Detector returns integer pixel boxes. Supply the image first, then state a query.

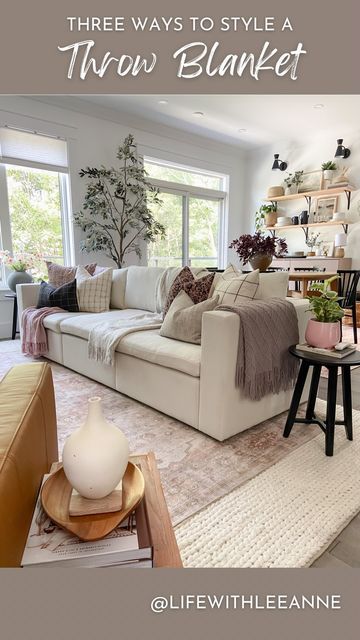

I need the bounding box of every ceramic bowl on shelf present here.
[294,251,305,257]
[267,186,284,198]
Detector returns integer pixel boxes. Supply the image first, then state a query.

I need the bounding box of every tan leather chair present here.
[0,363,58,567]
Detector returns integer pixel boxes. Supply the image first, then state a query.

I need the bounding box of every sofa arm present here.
[199,300,311,440]
[16,282,40,318]
[286,297,312,343]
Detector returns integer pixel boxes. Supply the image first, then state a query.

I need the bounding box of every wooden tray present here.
[41,462,145,541]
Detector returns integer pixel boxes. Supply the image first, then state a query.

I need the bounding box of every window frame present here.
[144,157,228,269]
[0,163,73,287]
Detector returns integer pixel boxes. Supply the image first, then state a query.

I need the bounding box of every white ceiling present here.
[72,94,360,150]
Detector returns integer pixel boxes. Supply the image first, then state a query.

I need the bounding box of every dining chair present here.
[337,270,360,344]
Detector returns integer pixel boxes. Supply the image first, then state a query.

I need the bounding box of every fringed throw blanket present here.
[21,306,65,357]
[217,299,299,400]
[88,312,163,366]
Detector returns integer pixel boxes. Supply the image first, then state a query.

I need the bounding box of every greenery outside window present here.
[144,157,228,269]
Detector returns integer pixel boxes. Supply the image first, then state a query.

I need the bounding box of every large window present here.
[145,158,227,269]
[0,127,72,284]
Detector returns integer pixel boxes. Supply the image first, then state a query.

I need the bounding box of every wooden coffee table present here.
[51,452,182,568]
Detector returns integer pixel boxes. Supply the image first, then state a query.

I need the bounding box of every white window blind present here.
[0,127,68,173]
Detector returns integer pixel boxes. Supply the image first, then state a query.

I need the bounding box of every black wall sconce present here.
[334,139,351,159]
[272,154,288,171]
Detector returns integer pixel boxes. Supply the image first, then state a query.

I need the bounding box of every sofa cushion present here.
[76,266,113,312]
[59,309,155,340]
[43,312,85,333]
[46,261,96,287]
[163,266,215,317]
[116,329,201,377]
[124,266,164,312]
[36,279,79,312]
[256,272,289,299]
[213,269,259,305]
[160,291,219,344]
[111,268,128,309]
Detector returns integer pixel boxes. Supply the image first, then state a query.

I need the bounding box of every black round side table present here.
[283,345,360,456]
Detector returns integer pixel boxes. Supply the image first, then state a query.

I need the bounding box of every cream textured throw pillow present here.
[160,290,219,344]
[213,268,259,306]
[76,266,113,312]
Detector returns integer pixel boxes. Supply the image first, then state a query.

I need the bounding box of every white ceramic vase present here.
[62,396,129,499]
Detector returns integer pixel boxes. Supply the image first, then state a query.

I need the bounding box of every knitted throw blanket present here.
[21,306,65,357]
[217,299,299,401]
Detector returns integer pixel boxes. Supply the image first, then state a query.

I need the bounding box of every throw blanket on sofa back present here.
[217,299,299,401]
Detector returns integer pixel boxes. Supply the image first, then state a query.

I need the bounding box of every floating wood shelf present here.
[264,185,355,204]
[263,220,350,241]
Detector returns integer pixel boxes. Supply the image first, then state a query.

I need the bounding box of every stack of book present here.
[296,343,356,358]
[326,182,352,189]
[21,475,153,568]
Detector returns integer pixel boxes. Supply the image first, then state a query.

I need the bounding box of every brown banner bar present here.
[0,0,358,93]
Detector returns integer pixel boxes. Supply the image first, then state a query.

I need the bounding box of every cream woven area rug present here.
[176,400,360,568]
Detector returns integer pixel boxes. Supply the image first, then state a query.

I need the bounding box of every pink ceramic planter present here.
[305,318,341,349]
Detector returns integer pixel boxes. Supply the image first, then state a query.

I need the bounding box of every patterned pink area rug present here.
[0,340,318,525]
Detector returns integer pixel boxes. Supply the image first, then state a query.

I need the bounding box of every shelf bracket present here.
[345,190,351,210]
[342,223,349,234]
[301,226,309,242]
[304,195,312,216]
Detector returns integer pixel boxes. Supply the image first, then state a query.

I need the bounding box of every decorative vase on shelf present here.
[323,170,334,181]
[7,270,33,293]
[62,396,129,499]
[249,253,273,272]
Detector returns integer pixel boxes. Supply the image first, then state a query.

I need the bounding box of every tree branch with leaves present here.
[73,135,165,268]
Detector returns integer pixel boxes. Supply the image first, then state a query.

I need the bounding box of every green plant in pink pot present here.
[305,276,344,349]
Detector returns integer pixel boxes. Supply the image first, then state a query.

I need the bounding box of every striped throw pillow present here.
[76,266,113,313]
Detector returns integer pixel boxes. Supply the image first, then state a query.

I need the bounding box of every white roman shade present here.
[0,127,68,173]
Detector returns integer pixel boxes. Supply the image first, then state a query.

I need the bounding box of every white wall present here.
[239,130,360,265]
[0,96,246,338]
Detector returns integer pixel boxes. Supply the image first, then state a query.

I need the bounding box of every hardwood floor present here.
[311,366,360,568]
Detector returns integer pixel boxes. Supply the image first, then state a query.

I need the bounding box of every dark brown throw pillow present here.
[163,266,215,317]
[36,279,79,312]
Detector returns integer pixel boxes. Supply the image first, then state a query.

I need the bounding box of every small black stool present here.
[4,293,18,340]
[283,345,360,456]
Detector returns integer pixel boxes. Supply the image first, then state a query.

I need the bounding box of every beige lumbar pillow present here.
[160,290,219,345]
[213,268,259,306]
[76,265,113,312]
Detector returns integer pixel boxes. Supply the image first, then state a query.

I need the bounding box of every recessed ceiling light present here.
[313,103,325,109]
[238,128,247,133]
[192,111,204,117]
[158,99,168,105]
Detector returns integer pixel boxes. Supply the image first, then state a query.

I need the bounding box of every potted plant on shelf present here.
[305,231,320,257]
[255,204,277,230]
[321,160,337,181]
[305,276,344,349]
[0,250,35,292]
[283,170,304,195]
[229,232,288,272]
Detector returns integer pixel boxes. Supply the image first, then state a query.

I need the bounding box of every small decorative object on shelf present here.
[229,232,287,272]
[62,396,129,499]
[334,232,347,258]
[267,185,284,198]
[305,276,344,349]
[321,160,337,182]
[0,250,36,292]
[255,204,277,230]
[333,165,350,185]
[305,231,320,256]
[283,170,304,195]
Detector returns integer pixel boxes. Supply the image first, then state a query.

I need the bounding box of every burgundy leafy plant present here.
[229,232,288,265]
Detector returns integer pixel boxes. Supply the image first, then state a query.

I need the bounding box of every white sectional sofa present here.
[17,266,310,441]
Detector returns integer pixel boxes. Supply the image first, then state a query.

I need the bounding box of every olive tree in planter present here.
[73,134,165,268]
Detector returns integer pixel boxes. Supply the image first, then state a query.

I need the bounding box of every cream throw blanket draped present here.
[88,312,163,366]
[217,299,299,400]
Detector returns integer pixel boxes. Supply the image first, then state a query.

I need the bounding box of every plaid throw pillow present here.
[36,279,79,312]
[46,261,97,287]
[213,269,259,306]
[76,266,112,312]
[163,266,215,317]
